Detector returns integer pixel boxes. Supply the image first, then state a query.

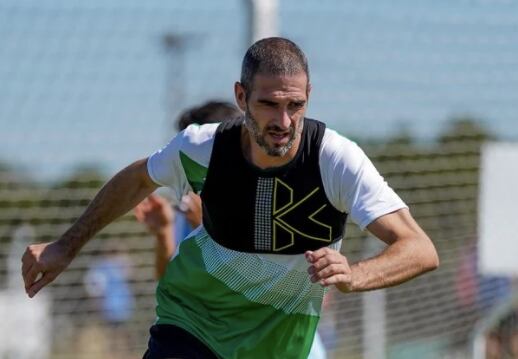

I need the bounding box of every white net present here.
[1,1,518,358]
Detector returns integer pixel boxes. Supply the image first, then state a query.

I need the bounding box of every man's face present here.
[235,72,311,157]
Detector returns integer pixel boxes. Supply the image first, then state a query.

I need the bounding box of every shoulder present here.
[181,123,220,146]
[320,127,367,172]
[177,123,220,167]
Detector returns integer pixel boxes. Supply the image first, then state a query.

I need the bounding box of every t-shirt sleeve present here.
[147,132,190,203]
[147,123,218,203]
[320,129,408,230]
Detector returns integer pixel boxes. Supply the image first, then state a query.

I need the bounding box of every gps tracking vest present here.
[201,118,347,254]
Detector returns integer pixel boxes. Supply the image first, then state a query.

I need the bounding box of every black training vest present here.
[200,118,347,254]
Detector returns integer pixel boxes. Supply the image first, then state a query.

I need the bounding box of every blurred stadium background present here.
[1,1,517,358]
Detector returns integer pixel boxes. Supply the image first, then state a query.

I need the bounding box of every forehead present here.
[249,73,308,100]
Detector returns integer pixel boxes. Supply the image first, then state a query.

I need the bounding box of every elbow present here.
[422,241,439,272]
[408,233,439,273]
[427,251,440,271]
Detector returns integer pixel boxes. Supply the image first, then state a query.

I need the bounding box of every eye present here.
[289,101,305,110]
[259,100,278,108]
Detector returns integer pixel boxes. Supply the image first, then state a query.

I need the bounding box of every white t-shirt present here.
[147,122,406,231]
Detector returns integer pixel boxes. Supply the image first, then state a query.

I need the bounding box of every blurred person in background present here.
[83,240,135,358]
[22,37,439,359]
[135,101,241,279]
[455,240,512,311]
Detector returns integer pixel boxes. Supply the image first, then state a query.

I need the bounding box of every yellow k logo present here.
[272,178,333,251]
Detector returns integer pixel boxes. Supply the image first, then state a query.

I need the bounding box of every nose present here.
[274,108,291,130]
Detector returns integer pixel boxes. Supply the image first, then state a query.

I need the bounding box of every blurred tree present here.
[55,164,106,190]
[0,161,40,218]
[33,165,108,234]
[385,121,415,147]
[439,116,496,145]
[0,161,33,191]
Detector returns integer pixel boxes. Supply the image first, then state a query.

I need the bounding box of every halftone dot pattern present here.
[254,177,274,251]
[195,228,341,316]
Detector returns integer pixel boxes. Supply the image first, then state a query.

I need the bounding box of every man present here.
[135,100,329,358]
[22,37,439,359]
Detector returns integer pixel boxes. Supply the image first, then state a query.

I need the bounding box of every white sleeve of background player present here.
[320,129,408,230]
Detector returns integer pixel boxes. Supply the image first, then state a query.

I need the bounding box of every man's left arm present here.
[306,208,439,292]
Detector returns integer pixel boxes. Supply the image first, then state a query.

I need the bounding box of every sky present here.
[1,0,517,181]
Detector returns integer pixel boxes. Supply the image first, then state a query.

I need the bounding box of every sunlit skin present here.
[234,72,311,169]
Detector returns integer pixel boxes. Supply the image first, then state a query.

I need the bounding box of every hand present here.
[134,194,174,236]
[22,240,74,298]
[305,248,354,293]
[178,192,202,228]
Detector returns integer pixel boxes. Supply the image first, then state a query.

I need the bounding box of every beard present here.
[243,109,304,157]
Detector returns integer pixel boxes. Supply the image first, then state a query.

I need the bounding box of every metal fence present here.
[1,1,517,358]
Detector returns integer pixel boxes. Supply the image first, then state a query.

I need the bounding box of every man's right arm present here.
[22,158,159,298]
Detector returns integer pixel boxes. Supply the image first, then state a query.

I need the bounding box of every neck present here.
[240,126,302,169]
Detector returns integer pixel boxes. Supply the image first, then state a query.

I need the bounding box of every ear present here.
[234,82,247,112]
[306,82,312,98]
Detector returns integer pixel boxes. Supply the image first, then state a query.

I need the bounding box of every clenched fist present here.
[21,240,73,298]
[305,247,354,293]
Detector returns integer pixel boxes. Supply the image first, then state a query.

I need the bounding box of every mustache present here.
[265,125,293,133]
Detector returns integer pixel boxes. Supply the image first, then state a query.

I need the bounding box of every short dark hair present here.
[240,37,309,95]
[176,101,242,131]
